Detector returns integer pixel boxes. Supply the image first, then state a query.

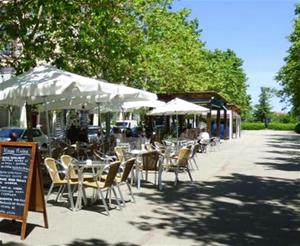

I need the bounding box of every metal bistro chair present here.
[115,158,136,206]
[44,157,78,210]
[168,147,192,185]
[82,161,122,215]
[188,143,201,170]
[137,150,162,189]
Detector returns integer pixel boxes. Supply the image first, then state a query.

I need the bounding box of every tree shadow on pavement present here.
[265,133,300,150]
[63,238,138,246]
[129,174,300,246]
[256,133,300,172]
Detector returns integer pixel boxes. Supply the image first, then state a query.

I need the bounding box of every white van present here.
[115,120,138,129]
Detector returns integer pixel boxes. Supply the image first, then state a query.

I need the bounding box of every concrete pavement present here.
[1,130,299,246]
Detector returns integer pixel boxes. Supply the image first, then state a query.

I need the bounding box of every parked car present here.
[88,125,101,142]
[131,126,143,137]
[115,120,138,129]
[0,127,48,149]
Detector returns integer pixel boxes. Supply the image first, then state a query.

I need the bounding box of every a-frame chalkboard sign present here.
[0,142,48,240]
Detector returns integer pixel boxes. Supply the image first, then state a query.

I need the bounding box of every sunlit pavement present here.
[1,130,299,246]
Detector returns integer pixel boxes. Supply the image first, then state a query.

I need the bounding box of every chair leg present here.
[108,189,112,207]
[187,168,193,182]
[91,188,97,204]
[126,182,135,203]
[193,157,199,170]
[67,184,75,211]
[55,185,63,202]
[158,169,163,190]
[116,185,126,207]
[188,159,194,170]
[112,187,122,210]
[46,183,54,201]
[99,190,110,216]
[137,170,141,189]
[57,185,66,201]
[82,187,88,206]
[130,169,135,186]
[174,169,179,186]
[74,186,82,211]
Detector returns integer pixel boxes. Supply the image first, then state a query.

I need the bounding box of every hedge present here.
[242,122,296,131]
[242,122,265,130]
[268,123,295,131]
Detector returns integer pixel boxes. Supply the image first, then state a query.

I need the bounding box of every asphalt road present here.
[1,130,299,246]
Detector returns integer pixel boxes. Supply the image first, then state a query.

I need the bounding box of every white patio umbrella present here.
[0,65,157,150]
[0,65,157,106]
[148,98,209,139]
[121,100,166,112]
[148,98,208,116]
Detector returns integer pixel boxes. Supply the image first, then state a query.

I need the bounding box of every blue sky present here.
[172,0,298,112]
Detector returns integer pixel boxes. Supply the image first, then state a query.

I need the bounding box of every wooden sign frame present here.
[0,142,48,240]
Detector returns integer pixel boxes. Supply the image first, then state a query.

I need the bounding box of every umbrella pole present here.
[7,106,11,126]
[176,114,179,143]
[96,102,101,128]
[44,97,51,155]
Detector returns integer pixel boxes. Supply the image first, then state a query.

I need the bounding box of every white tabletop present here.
[130,149,148,155]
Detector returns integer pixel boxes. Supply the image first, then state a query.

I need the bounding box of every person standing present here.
[79,105,89,129]
[9,132,17,141]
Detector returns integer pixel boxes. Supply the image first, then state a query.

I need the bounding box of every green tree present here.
[202,49,251,117]
[136,7,207,92]
[0,0,149,81]
[276,4,300,115]
[0,0,251,116]
[254,87,273,127]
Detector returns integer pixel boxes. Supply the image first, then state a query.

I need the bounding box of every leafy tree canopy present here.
[276,3,300,115]
[0,0,250,114]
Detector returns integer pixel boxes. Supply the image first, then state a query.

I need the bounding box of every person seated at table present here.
[112,127,123,143]
[78,127,88,143]
[9,132,17,141]
[67,123,79,144]
[198,128,210,152]
[179,128,188,140]
[96,129,104,144]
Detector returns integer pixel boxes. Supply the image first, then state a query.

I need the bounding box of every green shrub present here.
[242,122,265,130]
[242,122,296,131]
[268,123,296,130]
[295,123,300,133]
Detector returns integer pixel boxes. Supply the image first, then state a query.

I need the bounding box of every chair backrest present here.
[114,146,125,162]
[63,146,77,157]
[86,142,98,158]
[93,150,103,161]
[154,141,164,149]
[51,147,63,160]
[117,142,131,152]
[44,157,63,183]
[121,158,135,182]
[190,144,200,158]
[145,143,155,151]
[142,151,159,171]
[61,154,77,179]
[177,148,191,167]
[104,161,121,188]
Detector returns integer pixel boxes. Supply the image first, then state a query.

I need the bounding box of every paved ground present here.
[1,130,299,246]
